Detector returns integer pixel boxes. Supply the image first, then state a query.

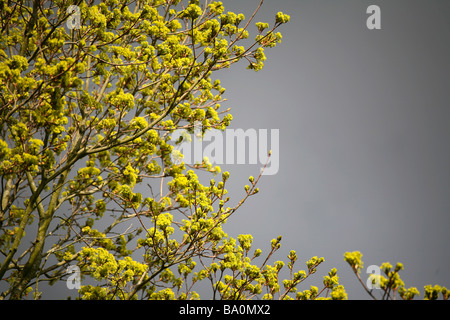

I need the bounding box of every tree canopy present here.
[0,0,446,300]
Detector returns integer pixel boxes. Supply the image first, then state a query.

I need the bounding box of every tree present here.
[0,0,350,300]
[344,251,448,300]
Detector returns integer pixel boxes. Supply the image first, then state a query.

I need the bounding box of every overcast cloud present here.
[215,0,450,299]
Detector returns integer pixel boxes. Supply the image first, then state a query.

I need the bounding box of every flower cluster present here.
[0,0,352,301]
[344,251,448,300]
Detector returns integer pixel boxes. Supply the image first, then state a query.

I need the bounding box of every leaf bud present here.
[222,171,230,181]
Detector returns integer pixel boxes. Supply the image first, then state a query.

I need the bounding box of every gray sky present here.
[215,0,450,299]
